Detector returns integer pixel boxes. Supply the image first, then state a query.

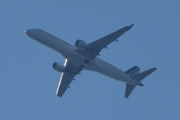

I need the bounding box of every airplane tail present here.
[125,66,157,98]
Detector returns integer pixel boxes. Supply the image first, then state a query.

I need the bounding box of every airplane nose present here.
[25,29,44,40]
[25,29,44,39]
[24,29,31,36]
[24,29,36,37]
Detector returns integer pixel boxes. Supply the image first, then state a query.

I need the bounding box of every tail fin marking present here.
[125,66,140,76]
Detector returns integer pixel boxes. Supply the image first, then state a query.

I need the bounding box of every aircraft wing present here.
[76,24,134,60]
[56,59,83,97]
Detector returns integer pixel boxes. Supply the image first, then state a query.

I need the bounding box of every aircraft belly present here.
[65,51,95,70]
[85,58,138,85]
[61,51,139,85]
[26,29,139,85]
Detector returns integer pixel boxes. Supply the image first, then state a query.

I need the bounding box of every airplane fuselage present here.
[25,29,140,85]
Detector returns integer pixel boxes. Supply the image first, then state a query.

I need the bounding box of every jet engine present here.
[52,62,65,72]
[75,40,88,49]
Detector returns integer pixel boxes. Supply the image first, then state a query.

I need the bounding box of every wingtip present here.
[126,24,134,29]
[152,67,157,71]
[129,24,134,28]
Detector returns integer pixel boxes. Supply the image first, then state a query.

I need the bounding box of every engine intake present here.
[52,62,65,72]
[75,40,88,49]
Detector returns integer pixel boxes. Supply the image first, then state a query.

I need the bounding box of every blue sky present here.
[1,0,180,120]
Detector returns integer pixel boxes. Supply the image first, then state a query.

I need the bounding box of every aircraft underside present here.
[25,24,157,98]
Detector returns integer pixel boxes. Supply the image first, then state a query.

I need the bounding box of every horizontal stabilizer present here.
[125,83,136,98]
[125,67,157,98]
[131,68,157,82]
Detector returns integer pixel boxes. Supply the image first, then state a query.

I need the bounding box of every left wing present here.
[56,59,83,97]
[76,24,134,60]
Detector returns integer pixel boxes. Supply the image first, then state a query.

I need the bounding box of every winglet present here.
[126,24,134,29]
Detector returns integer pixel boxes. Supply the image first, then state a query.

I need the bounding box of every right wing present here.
[75,24,134,60]
[56,59,83,97]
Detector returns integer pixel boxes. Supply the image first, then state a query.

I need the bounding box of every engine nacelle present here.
[52,62,65,72]
[75,40,88,49]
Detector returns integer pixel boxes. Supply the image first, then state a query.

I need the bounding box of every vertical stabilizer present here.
[125,66,140,76]
[125,66,139,98]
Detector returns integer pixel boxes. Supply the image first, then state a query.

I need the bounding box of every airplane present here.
[25,24,157,98]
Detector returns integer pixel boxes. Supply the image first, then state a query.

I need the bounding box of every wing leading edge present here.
[76,24,134,60]
[56,59,83,97]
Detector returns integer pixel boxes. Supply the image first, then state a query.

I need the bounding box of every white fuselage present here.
[25,29,139,85]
